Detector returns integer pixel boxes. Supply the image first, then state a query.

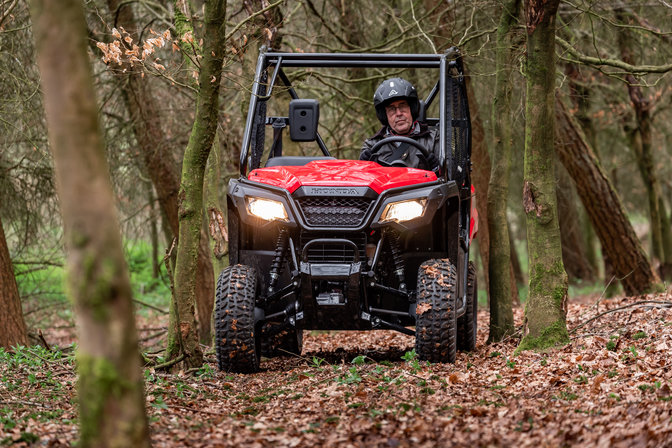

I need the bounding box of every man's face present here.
[385,99,413,135]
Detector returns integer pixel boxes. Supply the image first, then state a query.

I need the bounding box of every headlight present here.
[379,199,427,223]
[246,197,288,222]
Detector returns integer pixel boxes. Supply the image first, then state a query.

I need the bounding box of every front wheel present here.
[214,264,261,373]
[415,259,457,363]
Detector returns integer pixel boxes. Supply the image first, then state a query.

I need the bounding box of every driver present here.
[360,77,440,171]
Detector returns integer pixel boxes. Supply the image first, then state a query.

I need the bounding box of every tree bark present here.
[556,163,595,282]
[487,0,520,342]
[168,0,227,368]
[105,0,215,344]
[0,216,28,348]
[517,0,569,353]
[555,98,660,295]
[205,129,229,276]
[29,0,150,446]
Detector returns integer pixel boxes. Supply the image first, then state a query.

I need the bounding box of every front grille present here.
[300,232,367,263]
[297,197,372,227]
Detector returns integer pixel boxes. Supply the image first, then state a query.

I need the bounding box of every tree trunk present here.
[105,0,215,344]
[517,0,569,353]
[555,98,660,295]
[148,182,160,279]
[29,0,150,446]
[205,129,229,276]
[565,63,600,277]
[0,216,28,348]
[509,222,525,284]
[487,0,520,342]
[556,163,595,282]
[616,8,672,280]
[168,0,227,368]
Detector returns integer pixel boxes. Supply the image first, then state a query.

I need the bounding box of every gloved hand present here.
[360,148,374,161]
[425,152,439,170]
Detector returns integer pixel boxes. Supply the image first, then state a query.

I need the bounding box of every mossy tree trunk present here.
[0,216,28,348]
[105,0,215,344]
[517,0,570,353]
[168,0,227,369]
[555,98,660,295]
[487,0,520,342]
[29,0,150,446]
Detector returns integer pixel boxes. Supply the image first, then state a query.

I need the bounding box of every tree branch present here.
[556,36,672,74]
[224,0,284,42]
[570,300,672,334]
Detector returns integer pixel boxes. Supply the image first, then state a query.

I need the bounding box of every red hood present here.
[247,160,437,194]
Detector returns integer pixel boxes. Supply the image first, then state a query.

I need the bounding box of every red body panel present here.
[469,184,478,240]
[248,160,437,194]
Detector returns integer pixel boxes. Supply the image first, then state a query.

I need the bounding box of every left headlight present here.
[379,199,427,223]
[246,197,288,222]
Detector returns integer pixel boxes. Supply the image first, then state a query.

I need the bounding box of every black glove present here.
[360,148,374,161]
[425,152,439,170]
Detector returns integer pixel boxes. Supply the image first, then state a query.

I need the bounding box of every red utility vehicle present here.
[217,48,477,372]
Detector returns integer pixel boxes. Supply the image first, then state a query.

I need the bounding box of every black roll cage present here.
[239,47,471,184]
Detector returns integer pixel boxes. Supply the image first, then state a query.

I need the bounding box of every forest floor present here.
[2,290,672,447]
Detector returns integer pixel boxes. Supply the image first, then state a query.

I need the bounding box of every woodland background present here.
[1,0,672,446]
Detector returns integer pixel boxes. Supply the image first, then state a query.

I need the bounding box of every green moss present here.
[515,319,569,355]
[76,354,133,445]
[76,254,120,322]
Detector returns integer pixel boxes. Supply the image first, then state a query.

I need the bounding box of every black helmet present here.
[373,77,419,126]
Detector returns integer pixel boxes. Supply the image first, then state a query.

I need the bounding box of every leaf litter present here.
[1,291,672,446]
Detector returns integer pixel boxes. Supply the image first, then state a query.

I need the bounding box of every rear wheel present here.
[415,259,457,363]
[457,261,477,352]
[214,264,261,373]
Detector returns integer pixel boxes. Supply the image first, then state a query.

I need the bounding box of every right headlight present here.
[246,197,289,222]
[378,199,427,223]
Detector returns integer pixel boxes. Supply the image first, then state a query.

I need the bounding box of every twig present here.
[38,329,51,350]
[0,400,53,409]
[410,0,436,53]
[139,330,167,343]
[133,298,168,314]
[224,0,284,42]
[556,36,672,74]
[154,354,185,370]
[570,300,672,334]
[163,403,227,416]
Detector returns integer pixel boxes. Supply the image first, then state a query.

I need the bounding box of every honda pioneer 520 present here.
[216,48,477,372]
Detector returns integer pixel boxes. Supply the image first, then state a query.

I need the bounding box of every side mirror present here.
[289,99,319,141]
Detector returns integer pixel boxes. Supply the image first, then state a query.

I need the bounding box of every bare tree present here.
[517,0,569,352]
[168,0,228,369]
[555,98,660,296]
[29,0,150,445]
[487,0,520,342]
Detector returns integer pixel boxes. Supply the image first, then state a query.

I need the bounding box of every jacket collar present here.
[373,121,431,138]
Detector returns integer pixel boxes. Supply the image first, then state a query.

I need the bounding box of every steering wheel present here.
[368,136,432,168]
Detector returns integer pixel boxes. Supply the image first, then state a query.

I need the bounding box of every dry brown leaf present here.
[416,302,432,315]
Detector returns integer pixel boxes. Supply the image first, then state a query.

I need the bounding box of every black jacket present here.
[360,122,439,170]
